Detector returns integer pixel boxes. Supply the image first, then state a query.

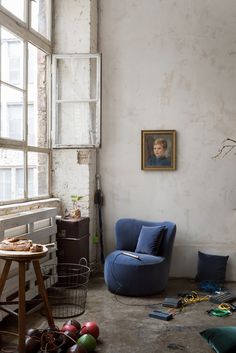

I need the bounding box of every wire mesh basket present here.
[41,259,90,319]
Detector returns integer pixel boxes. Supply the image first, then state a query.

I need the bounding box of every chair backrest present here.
[115,218,176,261]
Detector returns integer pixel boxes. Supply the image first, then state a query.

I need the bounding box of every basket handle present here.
[79,257,88,266]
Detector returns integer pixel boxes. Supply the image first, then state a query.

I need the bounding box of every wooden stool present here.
[0,248,55,353]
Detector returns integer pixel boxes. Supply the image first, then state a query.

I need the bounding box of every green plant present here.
[71,195,84,209]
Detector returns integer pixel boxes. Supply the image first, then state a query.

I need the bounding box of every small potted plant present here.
[70,194,84,218]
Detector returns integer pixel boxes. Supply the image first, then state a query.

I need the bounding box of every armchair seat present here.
[104,219,176,296]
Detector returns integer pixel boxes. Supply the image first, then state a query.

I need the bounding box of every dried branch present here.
[212,138,236,159]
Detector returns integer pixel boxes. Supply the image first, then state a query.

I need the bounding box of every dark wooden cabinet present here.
[56,217,90,264]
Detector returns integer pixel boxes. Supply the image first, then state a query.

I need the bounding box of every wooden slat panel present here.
[0,208,57,231]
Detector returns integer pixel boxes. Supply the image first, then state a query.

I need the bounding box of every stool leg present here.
[33,260,55,328]
[0,260,12,296]
[18,261,26,353]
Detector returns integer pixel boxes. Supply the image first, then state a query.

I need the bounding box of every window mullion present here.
[26,0,30,30]
[24,38,27,198]
[24,149,27,199]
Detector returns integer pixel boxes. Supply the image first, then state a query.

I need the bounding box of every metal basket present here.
[41,259,90,319]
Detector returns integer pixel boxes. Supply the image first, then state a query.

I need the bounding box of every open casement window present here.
[52,54,101,148]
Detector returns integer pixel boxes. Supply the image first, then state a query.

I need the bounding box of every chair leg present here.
[18,261,26,353]
[32,260,55,328]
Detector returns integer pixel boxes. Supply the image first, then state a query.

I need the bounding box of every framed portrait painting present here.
[141,130,176,170]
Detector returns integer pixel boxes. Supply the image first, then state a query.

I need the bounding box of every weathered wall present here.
[98,0,236,279]
[52,0,98,263]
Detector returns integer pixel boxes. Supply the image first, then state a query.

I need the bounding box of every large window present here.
[0,0,52,203]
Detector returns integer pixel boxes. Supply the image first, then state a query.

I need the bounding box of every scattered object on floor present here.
[80,321,100,339]
[163,297,183,308]
[77,333,97,352]
[210,291,236,304]
[180,291,209,306]
[200,326,236,353]
[198,280,222,293]
[195,251,229,284]
[149,310,174,321]
[104,218,176,296]
[207,308,232,317]
[207,302,236,317]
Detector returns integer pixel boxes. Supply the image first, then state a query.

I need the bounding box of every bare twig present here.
[212,138,236,159]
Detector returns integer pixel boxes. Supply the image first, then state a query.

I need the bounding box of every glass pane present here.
[1,0,25,21]
[31,0,51,40]
[57,102,97,145]
[0,149,24,201]
[28,152,48,197]
[28,43,48,147]
[1,28,24,88]
[1,84,24,140]
[57,57,97,101]
[16,168,24,199]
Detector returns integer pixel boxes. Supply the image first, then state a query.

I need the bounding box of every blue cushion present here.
[200,326,236,353]
[135,225,165,255]
[196,251,229,283]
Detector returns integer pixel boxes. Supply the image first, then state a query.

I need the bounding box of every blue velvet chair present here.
[104,218,176,296]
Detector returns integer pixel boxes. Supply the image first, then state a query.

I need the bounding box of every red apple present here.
[80,321,99,339]
[64,319,81,331]
[61,324,78,333]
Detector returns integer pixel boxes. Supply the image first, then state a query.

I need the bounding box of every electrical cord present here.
[207,302,234,317]
[181,291,210,306]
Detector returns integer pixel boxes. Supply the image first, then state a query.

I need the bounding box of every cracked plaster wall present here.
[98,0,236,279]
[52,0,98,263]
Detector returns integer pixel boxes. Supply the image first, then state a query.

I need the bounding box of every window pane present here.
[1,0,25,21]
[1,85,24,140]
[57,102,97,145]
[31,0,51,40]
[57,57,98,101]
[16,168,24,199]
[28,104,35,145]
[0,168,11,201]
[28,43,48,147]
[28,152,48,197]
[0,149,24,201]
[1,27,23,88]
[8,104,23,140]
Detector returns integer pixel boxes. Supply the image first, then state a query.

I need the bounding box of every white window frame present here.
[52,53,101,149]
[0,1,52,205]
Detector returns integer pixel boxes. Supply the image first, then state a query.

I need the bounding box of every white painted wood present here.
[52,53,101,148]
[0,207,57,320]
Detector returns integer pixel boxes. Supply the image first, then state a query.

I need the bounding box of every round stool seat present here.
[0,246,48,261]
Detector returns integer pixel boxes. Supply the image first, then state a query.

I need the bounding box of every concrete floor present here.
[1,276,236,352]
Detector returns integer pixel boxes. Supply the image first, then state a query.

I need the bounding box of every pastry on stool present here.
[30,244,44,252]
[0,239,32,251]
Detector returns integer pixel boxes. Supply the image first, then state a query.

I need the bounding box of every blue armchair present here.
[104,218,176,296]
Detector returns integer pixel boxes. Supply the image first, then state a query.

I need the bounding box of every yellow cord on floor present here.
[182,291,210,306]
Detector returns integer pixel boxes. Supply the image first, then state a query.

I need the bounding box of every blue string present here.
[198,280,221,293]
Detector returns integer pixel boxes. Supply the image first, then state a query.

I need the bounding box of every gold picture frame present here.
[141,130,176,170]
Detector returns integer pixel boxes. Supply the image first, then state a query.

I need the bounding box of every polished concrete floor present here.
[1,276,236,352]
